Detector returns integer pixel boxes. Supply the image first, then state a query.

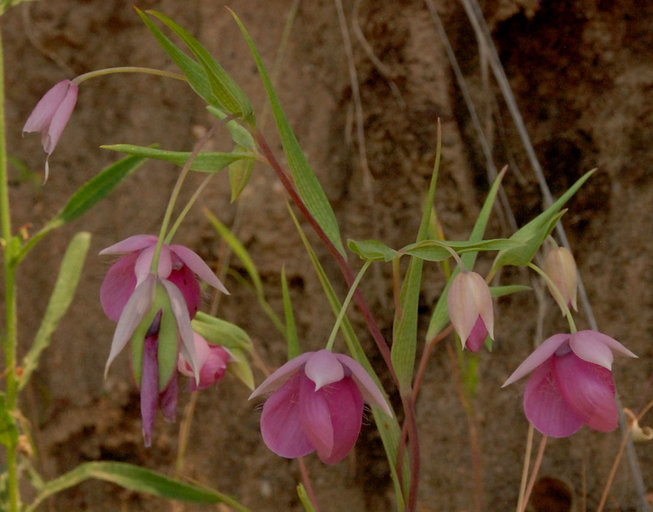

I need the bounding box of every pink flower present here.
[502,330,637,437]
[250,350,392,465]
[543,246,578,314]
[178,332,233,391]
[447,271,494,352]
[100,234,228,445]
[23,80,79,181]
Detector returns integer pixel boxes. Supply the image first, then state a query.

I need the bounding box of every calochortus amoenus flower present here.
[447,271,494,352]
[23,79,79,181]
[250,349,392,465]
[100,234,228,445]
[503,330,637,438]
[543,246,578,315]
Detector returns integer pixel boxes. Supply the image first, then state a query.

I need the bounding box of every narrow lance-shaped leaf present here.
[400,238,520,262]
[103,144,254,173]
[281,266,300,359]
[230,10,347,257]
[19,232,91,390]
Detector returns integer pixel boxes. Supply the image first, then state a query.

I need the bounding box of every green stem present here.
[72,66,185,86]
[0,29,19,512]
[325,261,371,351]
[527,262,576,333]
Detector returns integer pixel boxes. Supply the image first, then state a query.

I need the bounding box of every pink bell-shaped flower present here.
[23,79,79,181]
[447,271,494,352]
[250,350,392,465]
[503,330,637,437]
[543,246,578,315]
[178,332,233,391]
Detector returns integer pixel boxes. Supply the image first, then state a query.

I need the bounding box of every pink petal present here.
[170,244,229,294]
[447,273,480,344]
[311,377,364,465]
[523,358,584,438]
[23,80,70,133]
[161,279,197,383]
[502,333,570,387]
[105,276,155,378]
[194,345,229,390]
[249,352,313,400]
[304,350,344,391]
[554,353,618,432]
[135,245,172,284]
[160,371,178,422]
[574,330,637,362]
[140,335,159,448]
[100,252,138,322]
[335,353,392,416]
[299,372,334,460]
[42,82,78,154]
[167,264,201,318]
[100,234,158,255]
[465,316,488,353]
[569,330,615,370]
[178,332,210,377]
[260,373,315,458]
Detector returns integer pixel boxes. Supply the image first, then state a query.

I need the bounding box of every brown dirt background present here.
[2,0,652,510]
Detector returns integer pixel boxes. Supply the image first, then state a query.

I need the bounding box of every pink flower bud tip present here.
[447,271,494,352]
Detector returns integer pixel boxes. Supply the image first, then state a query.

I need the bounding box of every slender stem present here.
[515,424,534,512]
[519,434,548,512]
[596,425,632,512]
[0,29,19,512]
[325,261,371,351]
[165,173,213,244]
[527,262,576,333]
[411,325,453,403]
[72,66,185,86]
[298,457,321,512]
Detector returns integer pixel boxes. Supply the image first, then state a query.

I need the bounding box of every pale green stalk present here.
[0,29,19,512]
[72,66,185,86]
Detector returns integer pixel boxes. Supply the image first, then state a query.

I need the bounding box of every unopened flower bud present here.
[447,271,494,352]
[543,247,578,315]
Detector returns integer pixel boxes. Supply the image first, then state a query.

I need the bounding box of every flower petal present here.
[100,252,138,322]
[523,358,584,437]
[260,373,314,458]
[447,273,480,345]
[335,353,392,416]
[304,350,344,391]
[299,372,334,460]
[160,371,178,423]
[100,234,158,255]
[195,345,229,391]
[167,264,201,317]
[105,275,155,378]
[161,279,198,384]
[23,80,70,134]
[249,352,313,400]
[554,353,618,432]
[465,316,488,353]
[140,335,159,448]
[314,377,364,465]
[170,244,229,294]
[569,330,615,370]
[502,333,570,387]
[43,81,78,155]
[572,330,637,364]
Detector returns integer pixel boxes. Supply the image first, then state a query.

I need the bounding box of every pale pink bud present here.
[447,271,494,352]
[543,246,578,315]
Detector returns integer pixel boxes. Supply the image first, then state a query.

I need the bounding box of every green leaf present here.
[191,312,252,353]
[146,10,254,123]
[26,462,252,512]
[102,144,253,173]
[231,10,346,257]
[206,105,256,150]
[14,155,144,267]
[228,154,255,201]
[19,233,91,390]
[135,7,214,103]
[400,238,520,262]
[281,267,300,359]
[0,394,18,448]
[348,239,399,262]
[490,284,531,297]
[493,169,595,269]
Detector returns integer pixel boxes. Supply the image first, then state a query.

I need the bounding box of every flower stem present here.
[515,424,534,512]
[325,261,371,351]
[0,29,20,512]
[72,66,185,86]
[527,262,577,333]
[518,434,548,512]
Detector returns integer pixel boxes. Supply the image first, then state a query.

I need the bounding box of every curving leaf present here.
[348,239,398,262]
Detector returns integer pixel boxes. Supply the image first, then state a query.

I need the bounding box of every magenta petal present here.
[465,316,487,353]
[44,82,78,154]
[167,264,201,318]
[554,353,618,432]
[569,331,615,370]
[260,373,315,458]
[502,333,570,387]
[100,252,138,322]
[160,371,178,423]
[523,358,584,437]
[23,80,70,133]
[249,352,313,399]
[304,350,344,391]
[194,346,229,391]
[314,377,364,465]
[100,234,157,255]
[140,335,159,447]
[161,279,198,383]
[170,244,229,294]
[335,353,392,416]
[299,372,335,460]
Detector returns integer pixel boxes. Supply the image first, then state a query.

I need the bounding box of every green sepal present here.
[191,311,252,353]
[130,286,168,386]
[348,239,398,262]
[146,10,255,124]
[157,301,179,392]
[225,347,255,390]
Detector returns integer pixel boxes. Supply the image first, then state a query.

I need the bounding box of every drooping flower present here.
[543,246,578,314]
[23,79,79,181]
[178,332,233,391]
[250,349,392,465]
[100,234,228,445]
[447,271,494,352]
[502,330,637,437]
